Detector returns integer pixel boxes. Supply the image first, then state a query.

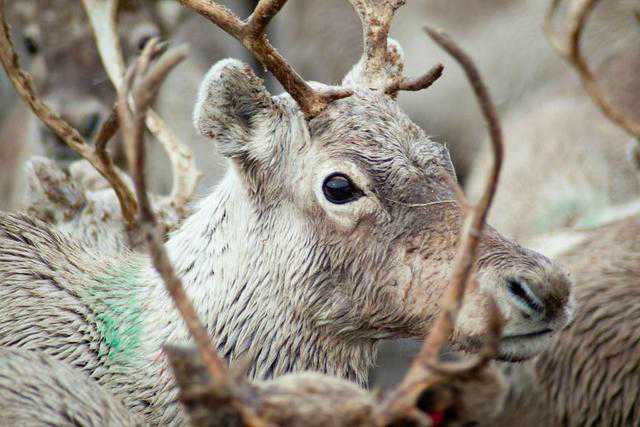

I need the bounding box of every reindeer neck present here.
[145,169,376,386]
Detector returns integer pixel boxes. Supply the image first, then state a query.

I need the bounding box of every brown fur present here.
[167,345,506,427]
[491,214,640,426]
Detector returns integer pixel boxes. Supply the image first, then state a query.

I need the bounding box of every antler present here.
[179,0,352,118]
[379,27,504,424]
[545,0,640,138]
[0,0,138,225]
[349,0,404,87]
[180,0,444,117]
[118,43,266,427]
[82,0,201,213]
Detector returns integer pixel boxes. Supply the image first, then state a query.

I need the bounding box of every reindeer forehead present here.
[309,91,449,172]
[11,0,86,37]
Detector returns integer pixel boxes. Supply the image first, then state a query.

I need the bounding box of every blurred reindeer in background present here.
[0,1,165,210]
[466,0,640,241]
[0,0,256,212]
[0,0,206,250]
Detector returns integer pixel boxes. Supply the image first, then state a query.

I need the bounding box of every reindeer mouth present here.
[452,326,555,363]
[502,328,553,340]
[496,328,555,362]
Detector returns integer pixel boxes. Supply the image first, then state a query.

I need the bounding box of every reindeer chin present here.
[450,327,556,363]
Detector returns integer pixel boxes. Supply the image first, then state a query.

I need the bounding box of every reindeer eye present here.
[137,34,154,51]
[23,35,39,55]
[131,23,161,52]
[322,173,362,204]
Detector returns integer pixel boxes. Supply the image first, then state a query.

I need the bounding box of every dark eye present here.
[322,173,362,204]
[131,23,161,52]
[137,34,155,51]
[23,35,38,55]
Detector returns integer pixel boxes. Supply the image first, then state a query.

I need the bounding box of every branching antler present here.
[118,43,266,427]
[0,0,138,225]
[379,27,505,424]
[545,0,640,138]
[180,0,444,118]
[179,0,352,118]
[82,0,201,213]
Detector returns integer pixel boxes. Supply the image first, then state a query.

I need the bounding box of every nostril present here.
[80,112,101,138]
[507,278,545,317]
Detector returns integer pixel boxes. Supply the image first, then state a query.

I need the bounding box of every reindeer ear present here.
[193,59,275,158]
[342,38,405,89]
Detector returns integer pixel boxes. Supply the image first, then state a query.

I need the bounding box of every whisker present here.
[384,198,459,208]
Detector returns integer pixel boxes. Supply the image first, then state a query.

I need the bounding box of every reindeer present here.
[1,1,203,250]
[0,347,147,427]
[465,0,640,241]
[0,1,147,210]
[0,30,510,427]
[481,211,640,426]
[0,0,573,424]
[3,1,166,165]
[463,2,640,424]
[0,0,208,213]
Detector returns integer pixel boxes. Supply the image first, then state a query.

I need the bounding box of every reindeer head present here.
[185,0,573,363]
[7,0,166,164]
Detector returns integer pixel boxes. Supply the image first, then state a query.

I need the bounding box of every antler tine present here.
[180,0,352,118]
[119,42,229,387]
[414,24,503,374]
[0,0,138,225]
[349,0,406,86]
[378,27,504,424]
[545,0,640,137]
[384,63,444,95]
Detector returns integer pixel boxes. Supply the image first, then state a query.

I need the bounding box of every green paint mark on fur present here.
[88,261,145,363]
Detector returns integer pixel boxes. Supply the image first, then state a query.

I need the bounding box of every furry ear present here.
[342,38,405,89]
[193,59,275,158]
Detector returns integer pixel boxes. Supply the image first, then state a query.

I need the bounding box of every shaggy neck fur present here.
[141,169,377,386]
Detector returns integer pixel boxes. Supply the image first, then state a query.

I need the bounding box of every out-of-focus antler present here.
[379,27,505,425]
[118,42,266,427]
[545,0,640,138]
[82,0,201,213]
[0,0,138,225]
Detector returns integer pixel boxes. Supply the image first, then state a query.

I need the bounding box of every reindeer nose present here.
[506,278,545,319]
[505,271,571,324]
[51,97,104,139]
[77,111,101,138]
